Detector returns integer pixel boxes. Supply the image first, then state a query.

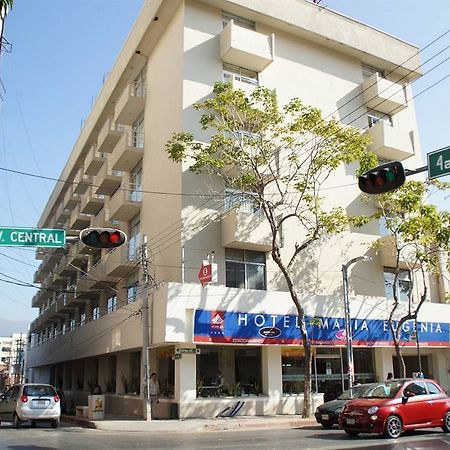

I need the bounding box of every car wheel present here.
[344,429,359,436]
[442,411,450,432]
[321,423,334,429]
[384,415,402,439]
[13,413,22,429]
[51,419,59,428]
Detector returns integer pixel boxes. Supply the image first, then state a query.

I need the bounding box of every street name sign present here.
[0,227,66,247]
[427,146,450,180]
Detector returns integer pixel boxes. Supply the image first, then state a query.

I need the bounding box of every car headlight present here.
[367,406,379,414]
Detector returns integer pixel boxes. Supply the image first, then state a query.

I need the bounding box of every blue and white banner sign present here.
[193,309,450,347]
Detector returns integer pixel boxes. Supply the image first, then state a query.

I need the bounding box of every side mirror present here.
[404,391,415,398]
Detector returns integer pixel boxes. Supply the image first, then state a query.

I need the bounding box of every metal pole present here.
[141,236,151,420]
[342,264,355,389]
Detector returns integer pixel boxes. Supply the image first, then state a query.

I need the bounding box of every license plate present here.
[321,414,329,420]
[34,400,47,406]
[346,418,355,425]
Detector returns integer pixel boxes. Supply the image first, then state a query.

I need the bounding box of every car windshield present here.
[338,385,370,400]
[360,381,404,398]
[23,385,56,397]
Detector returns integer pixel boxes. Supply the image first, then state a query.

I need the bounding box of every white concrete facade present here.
[26,0,449,419]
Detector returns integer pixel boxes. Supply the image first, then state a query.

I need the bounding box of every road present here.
[0,422,449,450]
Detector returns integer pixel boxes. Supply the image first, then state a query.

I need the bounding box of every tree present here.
[0,0,13,12]
[367,179,450,378]
[166,82,373,417]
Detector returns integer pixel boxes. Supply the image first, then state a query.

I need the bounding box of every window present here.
[426,382,441,395]
[224,188,261,215]
[362,64,385,79]
[404,381,427,396]
[384,268,412,302]
[1,347,10,352]
[92,304,100,321]
[128,214,141,260]
[368,109,392,128]
[223,63,258,86]
[80,311,86,326]
[127,283,138,304]
[222,12,255,30]
[130,164,143,202]
[132,113,145,149]
[107,295,117,313]
[70,318,76,331]
[225,248,266,290]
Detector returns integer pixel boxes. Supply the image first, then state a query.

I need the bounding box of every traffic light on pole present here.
[358,161,406,194]
[79,228,127,248]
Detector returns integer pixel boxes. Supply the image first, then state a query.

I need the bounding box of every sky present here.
[0,0,449,331]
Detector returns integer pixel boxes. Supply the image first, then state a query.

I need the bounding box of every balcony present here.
[97,116,125,154]
[69,203,92,231]
[67,241,90,266]
[73,167,91,195]
[54,254,77,278]
[90,206,110,228]
[108,182,142,222]
[54,203,71,228]
[114,81,146,125]
[104,244,137,277]
[366,121,415,161]
[80,185,105,215]
[362,72,408,115]
[377,235,418,269]
[84,144,106,176]
[221,210,272,252]
[33,261,47,284]
[220,20,274,72]
[32,287,53,308]
[63,185,82,209]
[93,161,123,196]
[110,130,144,172]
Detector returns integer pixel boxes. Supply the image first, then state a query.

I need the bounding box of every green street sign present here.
[427,146,450,180]
[0,227,66,247]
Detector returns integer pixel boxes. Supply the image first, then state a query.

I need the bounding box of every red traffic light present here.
[79,228,127,248]
[358,161,406,194]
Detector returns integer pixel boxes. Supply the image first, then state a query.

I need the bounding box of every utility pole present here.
[140,236,152,420]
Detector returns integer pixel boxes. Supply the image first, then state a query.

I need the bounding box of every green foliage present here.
[0,0,13,11]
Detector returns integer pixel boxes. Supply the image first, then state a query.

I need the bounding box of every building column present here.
[174,345,196,419]
[262,346,282,413]
[98,355,109,393]
[374,347,393,381]
[116,352,132,394]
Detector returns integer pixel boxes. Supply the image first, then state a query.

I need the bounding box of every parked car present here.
[315,383,374,428]
[339,378,450,439]
[0,383,61,428]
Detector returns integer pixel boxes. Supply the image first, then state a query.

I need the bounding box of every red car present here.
[339,378,450,439]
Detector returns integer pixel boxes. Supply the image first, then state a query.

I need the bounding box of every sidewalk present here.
[61,413,318,433]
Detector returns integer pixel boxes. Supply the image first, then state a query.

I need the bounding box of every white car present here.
[0,383,61,428]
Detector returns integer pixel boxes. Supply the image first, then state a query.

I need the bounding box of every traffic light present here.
[358,161,406,194]
[79,228,127,248]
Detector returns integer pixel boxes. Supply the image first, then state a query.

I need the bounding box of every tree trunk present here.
[302,334,313,417]
[390,320,407,378]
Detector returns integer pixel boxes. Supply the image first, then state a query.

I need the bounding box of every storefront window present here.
[282,347,376,401]
[196,346,261,397]
[157,347,175,398]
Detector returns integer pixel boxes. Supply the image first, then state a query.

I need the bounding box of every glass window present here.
[128,214,141,260]
[132,114,145,148]
[92,304,100,321]
[130,164,143,202]
[426,382,441,395]
[196,346,261,397]
[127,283,138,304]
[157,347,175,398]
[362,64,385,79]
[404,381,427,396]
[223,63,259,86]
[80,311,86,326]
[107,295,117,313]
[222,12,255,30]
[225,249,266,290]
[384,269,412,302]
[368,110,392,128]
[224,188,261,215]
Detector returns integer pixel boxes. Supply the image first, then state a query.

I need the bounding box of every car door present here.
[0,386,19,421]
[425,381,448,424]
[400,381,431,427]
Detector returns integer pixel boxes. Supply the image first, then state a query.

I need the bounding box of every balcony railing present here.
[220,20,274,72]
[108,182,143,221]
[110,130,145,172]
[84,144,106,176]
[97,116,125,154]
[81,185,105,215]
[114,81,147,125]
[93,161,123,196]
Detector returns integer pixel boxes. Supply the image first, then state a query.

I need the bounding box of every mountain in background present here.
[0,318,30,337]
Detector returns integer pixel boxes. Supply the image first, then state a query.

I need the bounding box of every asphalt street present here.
[0,422,450,450]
